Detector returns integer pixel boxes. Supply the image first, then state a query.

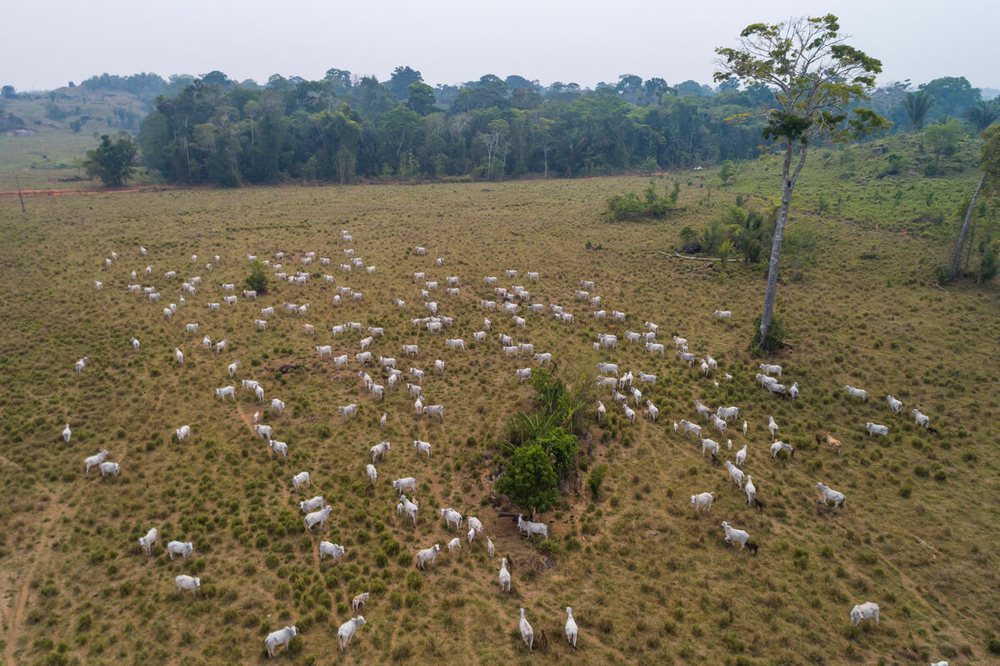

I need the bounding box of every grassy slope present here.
[0,148,998,666]
[0,87,150,191]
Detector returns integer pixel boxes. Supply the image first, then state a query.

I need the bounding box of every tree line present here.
[135,70,776,186]
[127,66,991,187]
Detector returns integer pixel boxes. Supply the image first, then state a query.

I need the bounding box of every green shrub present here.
[406,570,422,591]
[76,613,92,633]
[495,443,558,514]
[244,259,269,294]
[604,181,677,222]
[588,465,609,499]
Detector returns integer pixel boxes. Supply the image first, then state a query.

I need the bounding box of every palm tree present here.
[965,101,1000,133]
[904,91,936,131]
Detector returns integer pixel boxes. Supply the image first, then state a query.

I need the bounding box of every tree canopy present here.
[83,133,139,187]
[715,14,888,349]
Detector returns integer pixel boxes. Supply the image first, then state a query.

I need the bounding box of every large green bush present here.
[244,259,269,294]
[495,443,558,514]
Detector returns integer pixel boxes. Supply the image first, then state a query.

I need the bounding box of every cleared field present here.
[1,172,998,666]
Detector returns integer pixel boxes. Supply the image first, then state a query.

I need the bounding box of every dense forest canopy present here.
[133,68,992,186]
[4,68,990,185]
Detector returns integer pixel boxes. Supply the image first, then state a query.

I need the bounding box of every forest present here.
[127,68,991,186]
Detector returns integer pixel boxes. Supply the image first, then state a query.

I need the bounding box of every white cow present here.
[167,541,194,561]
[393,477,418,495]
[138,527,158,556]
[337,616,366,650]
[691,492,715,512]
[265,625,298,658]
[319,541,346,562]
[866,422,889,437]
[440,508,463,530]
[299,496,324,513]
[816,482,846,508]
[304,506,333,531]
[845,385,868,402]
[292,471,311,491]
[175,575,201,595]
[516,514,548,539]
[416,544,440,569]
[721,521,750,549]
[850,602,880,627]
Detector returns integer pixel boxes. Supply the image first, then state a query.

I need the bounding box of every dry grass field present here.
[1,164,998,666]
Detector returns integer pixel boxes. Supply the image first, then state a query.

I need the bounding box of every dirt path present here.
[0,185,170,198]
[0,453,68,666]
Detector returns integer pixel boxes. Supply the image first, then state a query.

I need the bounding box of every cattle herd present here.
[71,228,941,659]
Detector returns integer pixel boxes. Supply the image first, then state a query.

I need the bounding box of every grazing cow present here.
[138,528,158,556]
[304,506,333,531]
[83,449,108,474]
[175,575,201,595]
[691,492,714,512]
[167,541,194,561]
[265,626,298,658]
[320,541,346,562]
[337,616,366,650]
[850,602,880,627]
[292,471,311,491]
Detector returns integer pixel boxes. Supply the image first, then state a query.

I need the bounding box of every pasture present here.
[1,170,998,666]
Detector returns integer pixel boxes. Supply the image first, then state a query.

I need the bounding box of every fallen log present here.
[660,250,737,263]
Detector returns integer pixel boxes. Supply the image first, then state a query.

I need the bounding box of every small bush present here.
[406,570,422,591]
[76,613,92,633]
[588,465,609,499]
[244,259,269,293]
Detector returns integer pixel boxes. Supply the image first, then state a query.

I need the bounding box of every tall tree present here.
[715,14,889,350]
[406,82,437,116]
[966,101,1000,133]
[904,90,936,131]
[84,133,139,186]
[918,76,980,119]
[950,122,1000,279]
[388,66,422,99]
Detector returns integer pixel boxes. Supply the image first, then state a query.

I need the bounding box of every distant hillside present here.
[0,84,156,190]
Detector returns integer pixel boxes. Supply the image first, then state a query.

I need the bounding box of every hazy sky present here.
[3,0,997,92]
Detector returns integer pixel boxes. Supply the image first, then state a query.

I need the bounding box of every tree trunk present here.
[759,141,807,349]
[15,173,25,213]
[950,174,985,279]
